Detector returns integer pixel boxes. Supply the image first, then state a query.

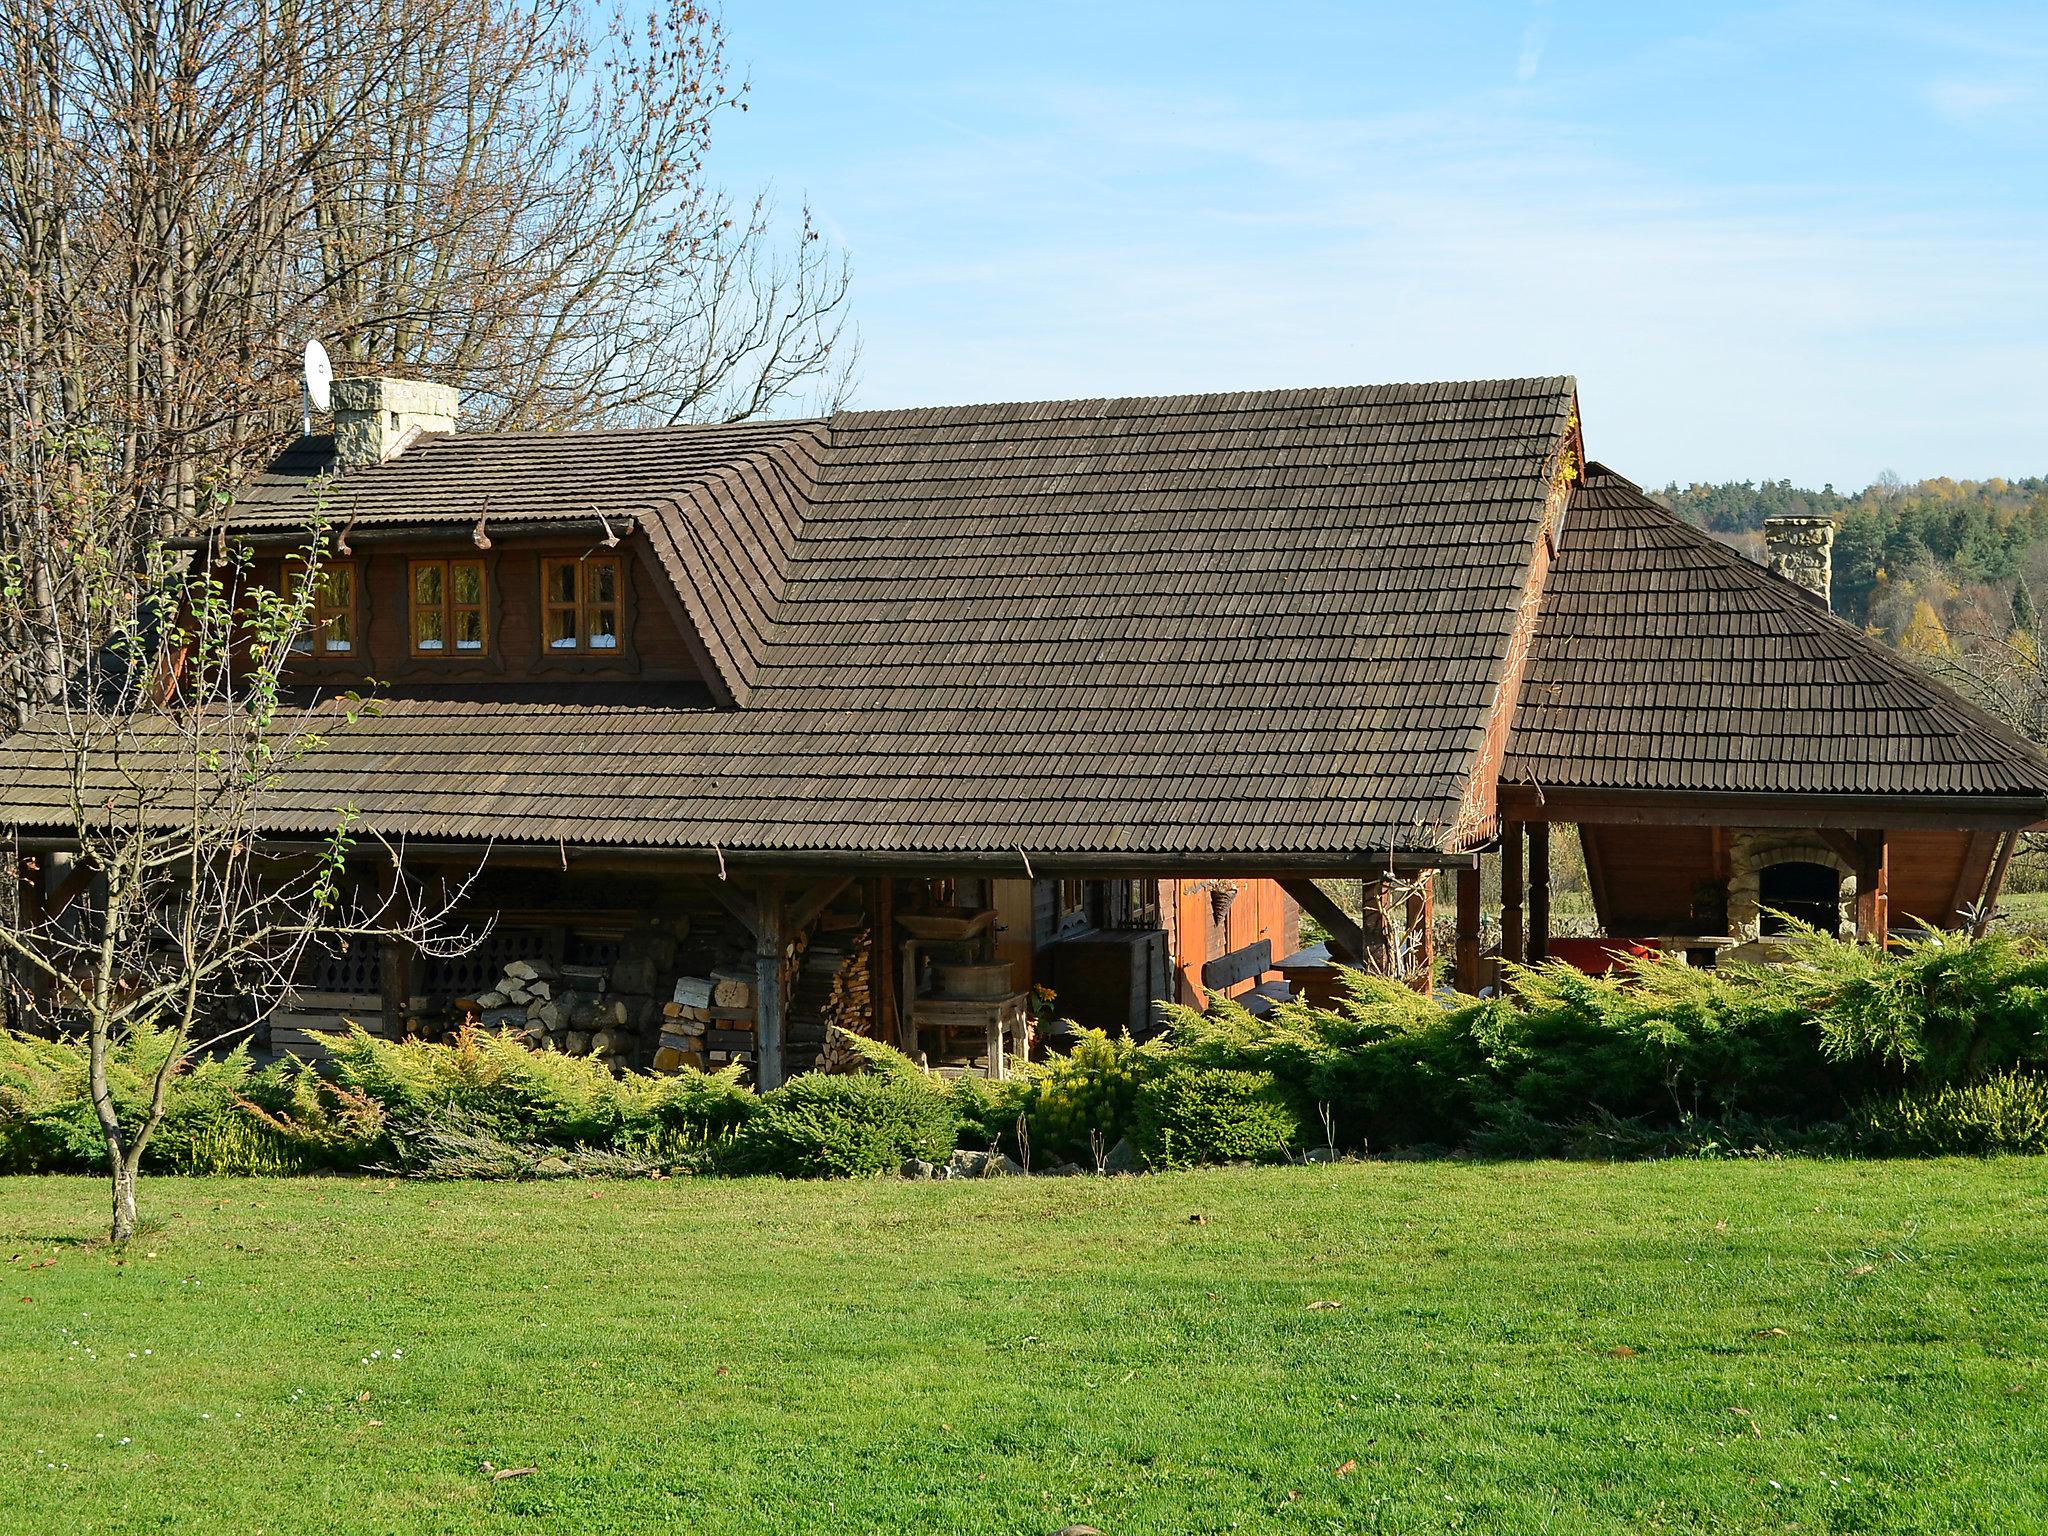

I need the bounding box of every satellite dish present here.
[302,338,333,413]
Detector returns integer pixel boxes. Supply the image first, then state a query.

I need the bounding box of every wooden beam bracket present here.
[1276,878,1365,963]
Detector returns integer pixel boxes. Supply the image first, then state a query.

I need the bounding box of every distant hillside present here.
[1652,474,2048,632]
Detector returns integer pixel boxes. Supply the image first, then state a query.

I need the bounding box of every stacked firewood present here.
[654,968,754,1073]
[816,929,877,1072]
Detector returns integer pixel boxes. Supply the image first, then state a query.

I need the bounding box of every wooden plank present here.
[1578,824,1614,933]
[1276,878,1363,964]
[869,877,900,1049]
[1201,939,1273,993]
[1499,783,2044,833]
[1455,865,1481,995]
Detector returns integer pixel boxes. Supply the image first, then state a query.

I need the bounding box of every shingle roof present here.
[0,378,1581,863]
[1503,465,2048,803]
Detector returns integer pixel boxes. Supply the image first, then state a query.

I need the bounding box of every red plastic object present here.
[1543,937,1658,976]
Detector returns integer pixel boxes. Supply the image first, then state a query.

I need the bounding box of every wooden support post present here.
[1455,864,1481,995]
[1500,822,1525,966]
[753,875,789,1090]
[1405,878,1434,991]
[377,862,412,1036]
[868,878,899,1048]
[1853,830,1889,949]
[12,847,44,1025]
[1973,831,2018,939]
[1951,830,2001,930]
[1527,821,1550,965]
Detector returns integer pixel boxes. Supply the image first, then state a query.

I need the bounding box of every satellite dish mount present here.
[301,338,333,436]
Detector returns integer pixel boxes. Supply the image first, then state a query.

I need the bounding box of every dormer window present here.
[410,557,487,654]
[288,560,357,655]
[541,555,620,651]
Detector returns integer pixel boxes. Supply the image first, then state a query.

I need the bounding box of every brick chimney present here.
[1762,514,1835,608]
[331,376,458,468]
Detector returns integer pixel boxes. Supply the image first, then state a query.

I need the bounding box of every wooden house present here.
[3,375,2043,1082]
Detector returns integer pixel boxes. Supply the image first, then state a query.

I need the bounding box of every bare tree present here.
[0,0,852,726]
[0,473,474,1241]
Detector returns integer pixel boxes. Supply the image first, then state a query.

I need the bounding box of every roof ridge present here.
[829,375,1577,427]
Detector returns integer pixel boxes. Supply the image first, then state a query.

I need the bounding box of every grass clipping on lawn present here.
[3,1159,2046,1535]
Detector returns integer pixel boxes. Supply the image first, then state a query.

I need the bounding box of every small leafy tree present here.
[0,451,473,1240]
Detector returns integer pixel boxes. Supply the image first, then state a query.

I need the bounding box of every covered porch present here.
[266,848,1458,1087]
[1447,787,2027,989]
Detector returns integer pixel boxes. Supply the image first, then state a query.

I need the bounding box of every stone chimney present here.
[1762,514,1836,608]
[331,376,458,468]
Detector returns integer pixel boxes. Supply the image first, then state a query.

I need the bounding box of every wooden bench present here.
[1201,939,1291,1016]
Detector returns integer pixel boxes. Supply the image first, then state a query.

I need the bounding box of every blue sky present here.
[713,2,2047,487]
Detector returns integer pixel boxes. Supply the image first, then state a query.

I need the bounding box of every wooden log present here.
[752,876,789,1090]
[1854,829,1890,949]
[1277,878,1364,964]
[1974,830,2020,939]
[1455,864,1481,995]
[1500,823,1525,966]
[1406,878,1434,992]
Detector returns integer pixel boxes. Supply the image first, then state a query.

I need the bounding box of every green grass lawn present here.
[3,1162,2045,1535]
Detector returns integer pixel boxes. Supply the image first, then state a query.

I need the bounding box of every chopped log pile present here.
[451,958,641,1062]
[817,928,876,1072]
[655,968,755,1074]
[342,877,879,1081]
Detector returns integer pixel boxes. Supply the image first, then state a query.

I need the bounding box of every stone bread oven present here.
[1725,831,1855,949]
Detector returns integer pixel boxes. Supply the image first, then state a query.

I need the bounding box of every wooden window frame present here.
[408,557,489,657]
[540,554,623,655]
[287,558,359,656]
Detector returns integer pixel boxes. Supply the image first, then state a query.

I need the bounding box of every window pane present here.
[547,609,578,649]
[454,609,484,650]
[414,563,442,605]
[415,608,444,650]
[328,612,354,652]
[452,562,482,605]
[588,607,618,649]
[546,562,577,604]
[329,565,353,604]
[590,562,618,604]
